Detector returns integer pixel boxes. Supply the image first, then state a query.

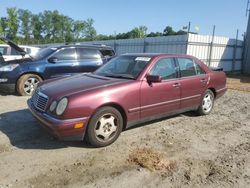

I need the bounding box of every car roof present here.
[52,44,114,50]
[121,53,196,59]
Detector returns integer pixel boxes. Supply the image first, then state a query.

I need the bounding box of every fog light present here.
[74,122,84,129]
[0,78,8,82]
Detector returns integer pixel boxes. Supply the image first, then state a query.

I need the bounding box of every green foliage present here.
[18,9,31,42]
[0,7,188,44]
[83,18,97,41]
[6,7,18,41]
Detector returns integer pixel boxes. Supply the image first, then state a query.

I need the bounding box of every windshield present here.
[33,47,57,60]
[95,55,151,79]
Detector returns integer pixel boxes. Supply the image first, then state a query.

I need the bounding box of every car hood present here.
[0,37,27,55]
[0,57,33,66]
[39,74,132,98]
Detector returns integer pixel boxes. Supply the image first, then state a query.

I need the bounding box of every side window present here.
[24,48,31,54]
[100,49,114,57]
[77,48,101,60]
[53,48,76,61]
[194,63,206,75]
[10,47,20,55]
[149,58,176,80]
[177,58,205,77]
[0,47,8,55]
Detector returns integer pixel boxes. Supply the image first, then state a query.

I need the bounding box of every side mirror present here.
[146,75,162,83]
[48,57,58,63]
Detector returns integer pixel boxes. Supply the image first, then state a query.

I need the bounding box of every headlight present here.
[49,101,57,112]
[0,64,19,71]
[56,97,68,115]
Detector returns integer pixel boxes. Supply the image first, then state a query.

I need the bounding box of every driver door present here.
[45,47,78,78]
[140,58,181,119]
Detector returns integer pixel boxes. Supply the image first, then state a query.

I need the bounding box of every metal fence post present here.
[232,29,239,72]
[208,25,216,67]
[143,38,146,53]
[114,40,117,52]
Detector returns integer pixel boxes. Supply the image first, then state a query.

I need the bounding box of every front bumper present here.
[0,83,15,93]
[27,99,90,141]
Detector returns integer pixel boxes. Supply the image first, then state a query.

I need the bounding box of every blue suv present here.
[0,37,115,96]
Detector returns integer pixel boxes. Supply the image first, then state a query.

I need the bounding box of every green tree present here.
[0,17,8,37]
[18,9,32,43]
[129,26,148,38]
[62,16,74,43]
[31,13,43,44]
[73,20,86,41]
[84,18,97,40]
[147,32,162,37]
[6,7,19,41]
[163,26,176,36]
[41,10,53,42]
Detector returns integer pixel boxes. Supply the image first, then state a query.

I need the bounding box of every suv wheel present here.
[17,74,42,96]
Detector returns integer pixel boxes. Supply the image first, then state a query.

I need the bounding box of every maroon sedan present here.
[27,54,227,147]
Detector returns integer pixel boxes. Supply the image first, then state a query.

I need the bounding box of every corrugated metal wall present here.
[80,34,243,72]
[37,34,243,72]
[80,35,188,55]
[187,34,243,72]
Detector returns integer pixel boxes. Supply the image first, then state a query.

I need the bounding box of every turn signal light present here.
[74,122,84,129]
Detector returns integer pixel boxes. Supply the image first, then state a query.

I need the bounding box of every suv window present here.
[10,47,20,55]
[100,49,114,57]
[77,48,101,60]
[0,46,8,55]
[149,58,176,80]
[53,48,76,61]
[177,58,205,77]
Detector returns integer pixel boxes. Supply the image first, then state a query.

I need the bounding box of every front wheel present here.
[197,89,215,115]
[86,107,123,147]
[17,74,42,96]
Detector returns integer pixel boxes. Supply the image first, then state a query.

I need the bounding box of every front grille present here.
[32,90,49,112]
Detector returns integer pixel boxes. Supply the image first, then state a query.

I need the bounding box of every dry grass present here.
[128,148,176,171]
[226,75,250,92]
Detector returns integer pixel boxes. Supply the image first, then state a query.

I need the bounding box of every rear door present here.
[45,47,78,78]
[140,57,181,119]
[76,48,103,72]
[176,57,208,109]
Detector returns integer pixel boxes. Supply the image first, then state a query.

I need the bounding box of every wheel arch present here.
[16,72,44,85]
[207,87,216,98]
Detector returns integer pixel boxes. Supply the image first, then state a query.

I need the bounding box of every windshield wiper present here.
[104,73,135,80]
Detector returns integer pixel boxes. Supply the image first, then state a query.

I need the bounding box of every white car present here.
[0,44,40,61]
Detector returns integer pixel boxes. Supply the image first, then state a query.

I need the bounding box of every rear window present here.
[177,58,205,77]
[10,47,20,55]
[0,46,8,55]
[100,49,114,57]
[77,48,101,60]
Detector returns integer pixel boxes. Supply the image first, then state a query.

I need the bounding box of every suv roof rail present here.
[91,43,107,47]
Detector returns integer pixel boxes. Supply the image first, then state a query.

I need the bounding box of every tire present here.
[197,89,215,115]
[86,107,123,147]
[17,74,42,96]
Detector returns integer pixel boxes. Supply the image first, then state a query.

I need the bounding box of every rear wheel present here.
[17,74,42,96]
[197,89,215,115]
[86,107,123,147]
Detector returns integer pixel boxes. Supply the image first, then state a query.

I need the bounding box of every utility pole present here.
[187,22,191,33]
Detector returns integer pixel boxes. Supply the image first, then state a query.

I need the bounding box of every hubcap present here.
[95,113,118,142]
[202,93,213,113]
[24,77,40,95]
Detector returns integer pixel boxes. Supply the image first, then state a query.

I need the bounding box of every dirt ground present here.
[0,76,250,188]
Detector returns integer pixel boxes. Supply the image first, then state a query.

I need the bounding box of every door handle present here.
[200,78,207,83]
[172,83,181,88]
